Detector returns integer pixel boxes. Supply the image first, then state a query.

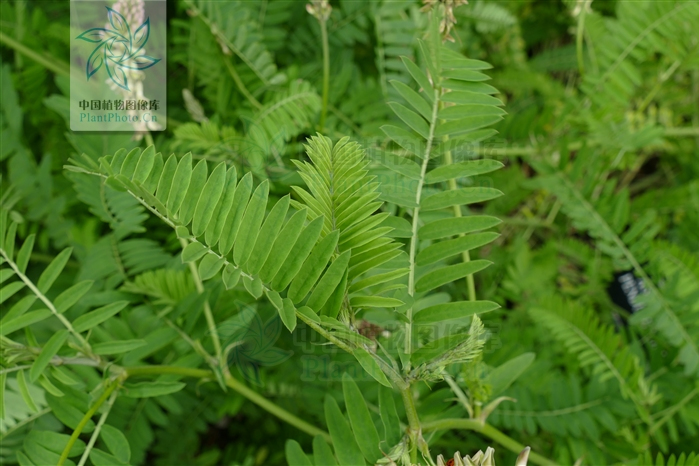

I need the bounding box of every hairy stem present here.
[405,77,441,364]
[401,386,422,463]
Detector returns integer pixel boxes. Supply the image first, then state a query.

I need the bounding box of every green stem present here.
[443,146,476,301]
[421,418,556,466]
[179,238,223,365]
[649,386,699,435]
[0,407,51,440]
[144,131,155,147]
[444,373,473,418]
[126,365,211,379]
[388,126,699,161]
[14,0,25,69]
[77,388,119,466]
[575,0,592,76]
[184,0,269,86]
[57,382,119,466]
[0,31,70,76]
[405,74,441,365]
[401,386,422,463]
[0,365,31,375]
[318,17,330,131]
[665,126,699,137]
[223,57,263,110]
[125,365,330,442]
[637,59,681,114]
[693,69,699,147]
[226,374,331,442]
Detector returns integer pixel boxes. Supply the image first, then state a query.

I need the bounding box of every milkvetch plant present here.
[1,0,699,465]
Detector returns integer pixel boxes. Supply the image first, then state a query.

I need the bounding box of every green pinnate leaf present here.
[342,374,382,463]
[192,162,227,237]
[73,301,128,332]
[287,230,339,303]
[414,300,500,324]
[222,264,241,289]
[379,386,401,447]
[15,234,35,273]
[234,180,269,266]
[181,242,207,263]
[92,339,147,355]
[218,172,253,256]
[258,208,308,283]
[30,330,68,382]
[419,216,501,240]
[100,425,131,463]
[280,298,297,332]
[416,232,499,266]
[37,248,73,293]
[155,153,178,203]
[285,440,312,466]
[487,352,536,396]
[272,216,324,291]
[178,159,209,225]
[17,369,38,413]
[323,396,366,466]
[312,435,337,466]
[198,254,225,280]
[54,280,93,313]
[415,260,492,293]
[390,80,432,120]
[353,348,391,387]
[245,195,290,275]
[124,381,187,398]
[132,145,156,184]
[306,250,351,311]
[242,275,263,298]
[166,152,193,215]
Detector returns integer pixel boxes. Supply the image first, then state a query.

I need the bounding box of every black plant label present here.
[608,270,647,315]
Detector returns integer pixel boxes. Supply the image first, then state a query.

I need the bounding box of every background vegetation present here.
[1,0,698,465]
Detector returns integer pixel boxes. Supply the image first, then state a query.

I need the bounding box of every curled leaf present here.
[121,54,161,70]
[132,18,150,56]
[76,28,108,43]
[86,44,105,80]
[106,6,131,44]
[106,58,128,90]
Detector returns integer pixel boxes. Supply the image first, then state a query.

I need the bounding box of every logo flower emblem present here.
[76,6,160,91]
[218,305,293,386]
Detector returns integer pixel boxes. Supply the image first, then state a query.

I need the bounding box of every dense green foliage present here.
[1,1,699,465]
